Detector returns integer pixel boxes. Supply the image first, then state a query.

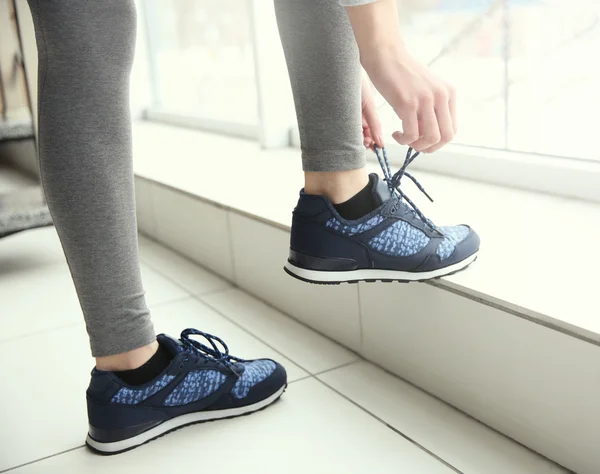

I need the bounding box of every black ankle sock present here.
[333,178,379,220]
[114,342,172,385]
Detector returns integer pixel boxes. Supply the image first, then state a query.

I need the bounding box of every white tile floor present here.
[0,227,568,473]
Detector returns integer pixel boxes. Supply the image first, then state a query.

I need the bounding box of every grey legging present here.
[27,0,364,357]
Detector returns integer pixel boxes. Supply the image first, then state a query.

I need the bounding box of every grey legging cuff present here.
[27,0,155,357]
[275,0,367,172]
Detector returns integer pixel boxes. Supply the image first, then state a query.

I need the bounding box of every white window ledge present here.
[132,120,600,347]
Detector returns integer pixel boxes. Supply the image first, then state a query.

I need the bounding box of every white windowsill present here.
[291,127,600,204]
[132,120,600,346]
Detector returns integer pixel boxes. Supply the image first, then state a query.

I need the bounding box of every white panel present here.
[359,281,600,474]
[320,361,568,474]
[152,184,234,280]
[134,176,156,237]
[138,240,230,297]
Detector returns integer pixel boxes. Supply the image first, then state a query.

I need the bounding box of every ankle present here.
[304,168,369,204]
[96,340,159,372]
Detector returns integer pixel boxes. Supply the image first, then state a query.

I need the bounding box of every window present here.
[377,0,599,163]
[143,0,258,126]
[139,0,600,201]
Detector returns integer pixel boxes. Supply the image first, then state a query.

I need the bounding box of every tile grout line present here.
[312,360,358,378]
[0,445,85,474]
[192,286,235,299]
[313,377,464,474]
[0,321,84,346]
[287,374,312,385]
[286,362,358,386]
[287,361,360,386]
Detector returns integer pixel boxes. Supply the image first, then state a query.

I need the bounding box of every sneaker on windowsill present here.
[85,329,287,455]
[284,147,480,284]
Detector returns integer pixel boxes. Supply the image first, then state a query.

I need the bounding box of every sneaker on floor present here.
[284,147,480,284]
[85,329,287,454]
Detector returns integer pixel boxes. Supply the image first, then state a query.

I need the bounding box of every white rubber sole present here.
[284,252,478,284]
[86,385,286,454]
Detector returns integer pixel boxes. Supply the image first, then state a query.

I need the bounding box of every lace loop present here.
[180,328,244,375]
[374,146,442,236]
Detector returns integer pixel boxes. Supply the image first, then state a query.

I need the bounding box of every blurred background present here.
[134,0,599,161]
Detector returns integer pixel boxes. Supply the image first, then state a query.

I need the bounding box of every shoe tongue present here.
[369,173,391,206]
[157,333,185,357]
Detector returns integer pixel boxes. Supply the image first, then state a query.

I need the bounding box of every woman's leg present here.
[26,0,156,361]
[274,0,370,205]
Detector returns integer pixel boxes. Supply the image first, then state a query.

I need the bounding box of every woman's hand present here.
[347,0,457,154]
[361,74,384,150]
[363,50,457,154]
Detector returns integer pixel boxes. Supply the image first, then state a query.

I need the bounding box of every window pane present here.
[508,0,599,161]
[378,0,598,162]
[145,0,257,124]
[378,0,506,149]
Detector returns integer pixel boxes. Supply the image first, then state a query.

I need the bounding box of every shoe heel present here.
[288,249,357,271]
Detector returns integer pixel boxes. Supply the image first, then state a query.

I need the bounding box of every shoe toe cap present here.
[242,359,287,404]
[443,226,480,266]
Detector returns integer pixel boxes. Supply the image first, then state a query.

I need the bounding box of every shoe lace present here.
[374,146,443,236]
[179,328,244,375]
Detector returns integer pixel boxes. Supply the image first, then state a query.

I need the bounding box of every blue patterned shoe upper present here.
[111,374,175,405]
[87,330,286,448]
[320,148,474,264]
[232,360,277,399]
[437,225,470,260]
[368,220,430,257]
[107,330,283,408]
[164,370,227,406]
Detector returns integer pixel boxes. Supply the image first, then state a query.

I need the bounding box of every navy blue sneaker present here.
[85,329,286,454]
[284,147,479,284]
